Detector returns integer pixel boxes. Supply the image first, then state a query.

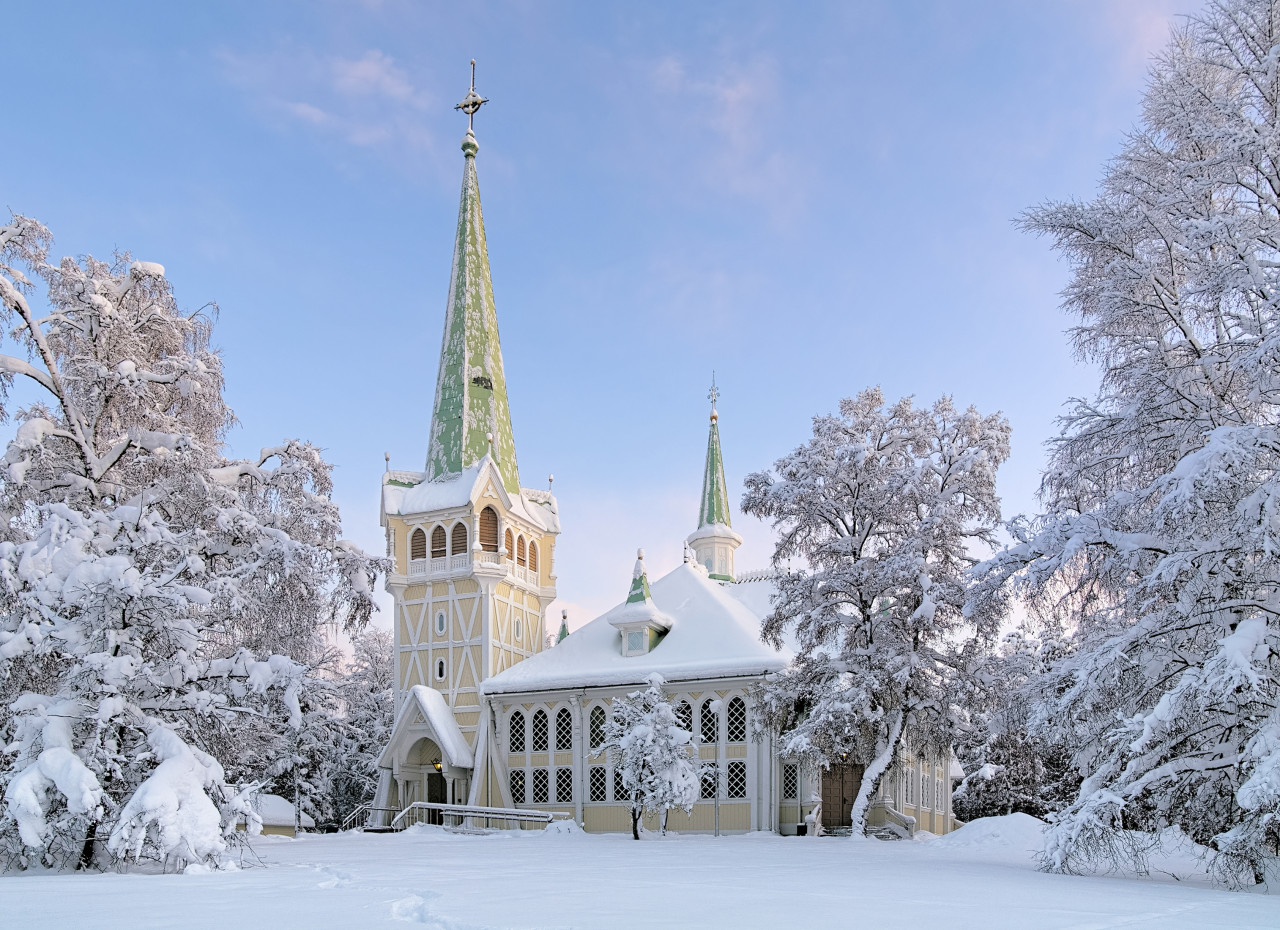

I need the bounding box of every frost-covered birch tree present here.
[744,388,1010,835]
[975,0,1280,886]
[328,629,394,826]
[600,674,700,839]
[0,215,384,870]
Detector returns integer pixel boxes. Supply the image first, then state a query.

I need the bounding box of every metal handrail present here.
[389,801,573,832]
[341,804,399,831]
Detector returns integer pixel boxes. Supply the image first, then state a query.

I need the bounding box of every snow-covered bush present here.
[976,0,1280,885]
[744,388,1010,834]
[0,215,385,870]
[600,674,700,839]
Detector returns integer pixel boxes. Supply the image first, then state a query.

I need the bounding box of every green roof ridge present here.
[697,408,732,529]
[424,130,521,493]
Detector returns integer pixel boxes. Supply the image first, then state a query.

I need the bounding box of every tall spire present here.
[689,377,741,582]
[697,375,732,530]
[425,62,520,492]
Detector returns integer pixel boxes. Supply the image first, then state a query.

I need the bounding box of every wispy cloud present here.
[216,44,441,167]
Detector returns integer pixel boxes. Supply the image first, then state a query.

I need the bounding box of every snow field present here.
[1,815,1276,929]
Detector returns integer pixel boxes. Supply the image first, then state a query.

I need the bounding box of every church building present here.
[373,71,960,837]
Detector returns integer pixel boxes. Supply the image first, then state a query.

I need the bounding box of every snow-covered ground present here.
[2,816,1277,929]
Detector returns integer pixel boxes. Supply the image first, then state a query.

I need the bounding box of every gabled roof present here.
[378,685,473,770]
[482,562,790,695]
[424,129,520,493]
[381,456,559,534]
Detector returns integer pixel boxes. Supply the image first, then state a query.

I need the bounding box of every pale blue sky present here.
[2,1,1199,625]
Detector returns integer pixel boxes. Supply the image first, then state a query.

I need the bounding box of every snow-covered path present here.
[2,818,1277,929]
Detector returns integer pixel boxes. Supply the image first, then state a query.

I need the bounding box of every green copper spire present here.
[627,549,654,604]
[556,610,570,644]
[697,379,732,529]
[425,66,520,493]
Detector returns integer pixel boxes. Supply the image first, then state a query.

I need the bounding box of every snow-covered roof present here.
[483,562,790,695]
[381,456,559,534]
[253,793,315,829]
[388,685,474,769]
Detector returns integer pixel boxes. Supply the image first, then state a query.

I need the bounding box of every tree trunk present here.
[631,807,641,840]
[848,706,905,836]
[76,821,98,871]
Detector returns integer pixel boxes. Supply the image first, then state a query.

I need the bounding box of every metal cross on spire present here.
[455,59,489,133]
[708,372,720,411]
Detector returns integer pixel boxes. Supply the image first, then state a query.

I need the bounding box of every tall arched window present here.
[430,526,447,559]
[516,535,526,567]
[675,700,692,734]
[479,507,498,552]
[409,528,427,561]
[504,528,514,561]
[555,707,572,751]
[589,706,606,750]
[451,523,468,555]
[528,542,538,573]
[727,697,747,743]
[531,709,549,752]
[509,710,525,753]
[700,700,719,744]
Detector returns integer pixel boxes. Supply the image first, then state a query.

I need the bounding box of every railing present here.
[341,804,400,831]
[867,799,916,839]
[408,555,472,579]
[733,568,776,584]
[475,551,502,567]
[389,802,573,833]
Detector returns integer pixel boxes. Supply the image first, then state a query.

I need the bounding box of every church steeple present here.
[425,63,520,493]
[688,378,742,582]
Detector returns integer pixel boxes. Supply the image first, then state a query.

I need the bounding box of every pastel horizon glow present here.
[0,0,1203,629]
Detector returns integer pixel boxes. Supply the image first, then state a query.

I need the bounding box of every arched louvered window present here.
[701,700,719,744]
[528,542,538,573]
[675,700,692,734]
[431,526,447,559]
[504,528,514,561]
[409,528,427,561]
[589,706,606,750]
[555,707,572,751]
[509,711,526,753]
[451,523,468,555]
[516,536,526,567]
[479,507,498,552]
[727,697,747,743]
[531,709,549,752]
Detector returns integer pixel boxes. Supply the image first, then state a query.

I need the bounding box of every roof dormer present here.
[608,549,673,657]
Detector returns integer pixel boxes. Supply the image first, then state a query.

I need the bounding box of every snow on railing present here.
[733,568,776,584]
[390,801,573,832]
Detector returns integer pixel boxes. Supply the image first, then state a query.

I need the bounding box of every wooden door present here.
[426,772,446,825]
[821,764,864,831]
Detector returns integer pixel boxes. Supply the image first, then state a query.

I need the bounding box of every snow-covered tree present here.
[328,629,394,827]
[975,0,1280,885]
[600,674,700,839]
[744,388,1010,835]
[0,215,384,870]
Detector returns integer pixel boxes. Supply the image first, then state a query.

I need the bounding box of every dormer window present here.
[609,549,672,658]
[626,631,645,654]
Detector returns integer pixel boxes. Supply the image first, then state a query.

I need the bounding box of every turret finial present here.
[708,372,719,422]
[384,451,390,472]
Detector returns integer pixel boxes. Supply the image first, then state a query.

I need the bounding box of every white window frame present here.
[436,611,447,635]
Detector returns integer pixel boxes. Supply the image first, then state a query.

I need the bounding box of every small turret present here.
[556,609,570,644]
[687,379,742,581]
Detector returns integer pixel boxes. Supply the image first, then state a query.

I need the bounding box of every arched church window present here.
[555,707,572,751]
[516,535,526,567]
[701,767,717,800]
[589,706,606,751]
[726,760,747,798]
[675,701,692,734]
[613,768,628,802]
[589,766,606,802]
[436,658,446,681]
[479,507,498,552]
[701,700,719,745]
[531,709,549,752]
[528,542,538,573]
[509,769,525,804]
[532,768,549,804]
[410,528,427,561]
[451,523,468,555]
[509,711,526,753]
[431,526,447,559]
[727,697,747,743]
[504,528,514,560]
[556,768,573,804]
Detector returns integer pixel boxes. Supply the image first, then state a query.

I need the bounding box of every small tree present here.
[600,674,700,839]
[745,388,1010,835]
[329,629,394,826]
